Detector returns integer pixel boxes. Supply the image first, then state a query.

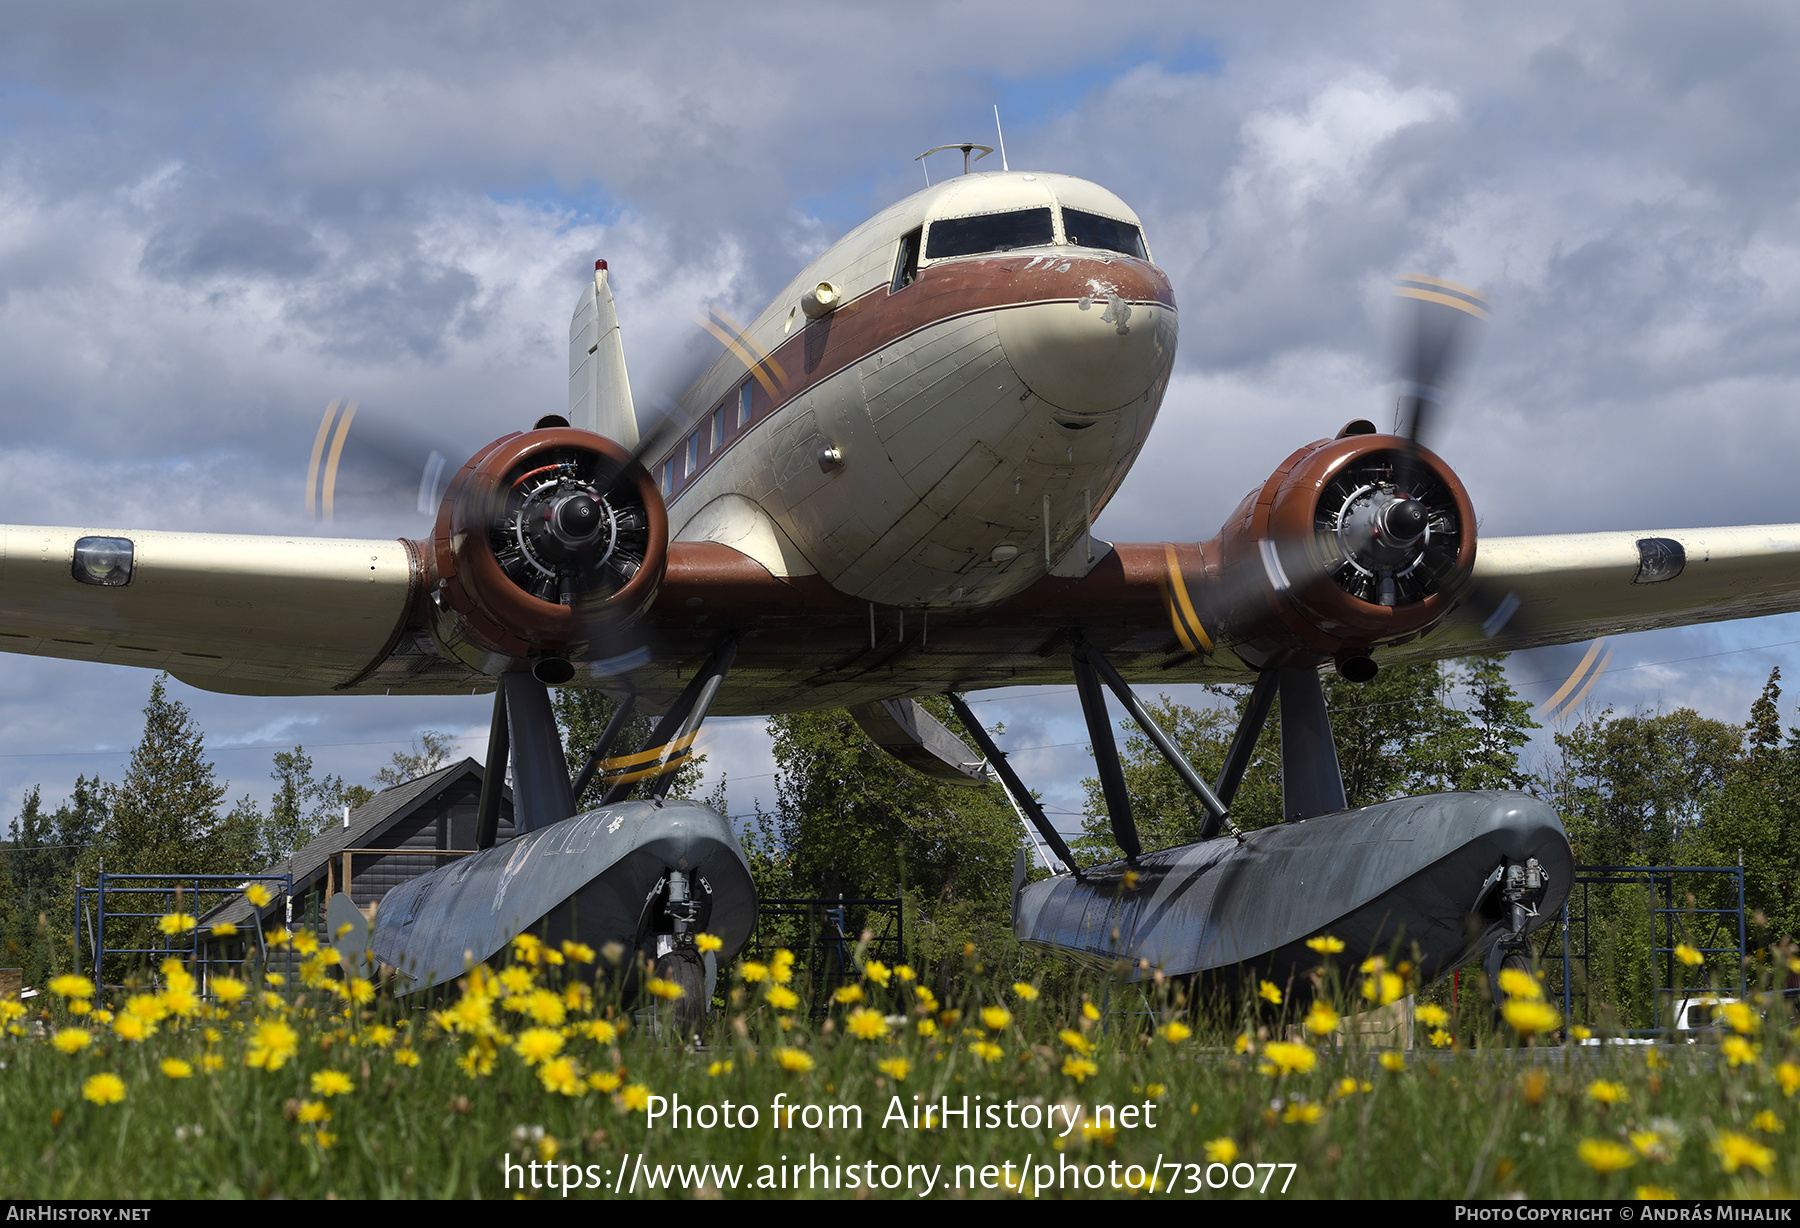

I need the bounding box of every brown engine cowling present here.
[1212,431,1477,671]
[423,427,668,673]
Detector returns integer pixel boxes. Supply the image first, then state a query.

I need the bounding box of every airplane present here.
[10,143,1800,1010]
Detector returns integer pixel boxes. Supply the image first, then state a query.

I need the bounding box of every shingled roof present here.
[199,757,510,931]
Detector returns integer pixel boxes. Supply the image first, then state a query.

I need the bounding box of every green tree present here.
[265,747,368,864]
[373,730,458,789]
[764,704,1031,992]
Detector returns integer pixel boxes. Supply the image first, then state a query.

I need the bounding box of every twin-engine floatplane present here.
[11,143,1800,1010]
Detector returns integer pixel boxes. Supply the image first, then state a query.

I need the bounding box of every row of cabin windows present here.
[892,205,1148,291]
[658,379,756,497]
[655,205,1148,495]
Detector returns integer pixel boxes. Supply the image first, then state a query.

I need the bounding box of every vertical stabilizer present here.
[568,261,640,447]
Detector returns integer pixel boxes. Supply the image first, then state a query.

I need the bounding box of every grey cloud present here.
[142,212,325,281]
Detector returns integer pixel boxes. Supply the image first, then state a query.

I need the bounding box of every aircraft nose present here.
[997,290,1175,414]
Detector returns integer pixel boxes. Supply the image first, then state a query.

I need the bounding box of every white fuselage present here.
[628,171,1179,611]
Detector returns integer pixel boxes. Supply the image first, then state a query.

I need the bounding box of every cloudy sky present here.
[4,2,1800,844]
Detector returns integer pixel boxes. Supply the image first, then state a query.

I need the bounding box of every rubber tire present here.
[653,947,707,1038]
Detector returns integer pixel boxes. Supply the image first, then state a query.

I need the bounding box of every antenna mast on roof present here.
[994,106,1008,171]
[915,143,994,178]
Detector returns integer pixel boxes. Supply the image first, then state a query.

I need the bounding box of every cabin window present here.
[711,407,725,451]
[923,208,1053,260]
[685,434,699,478]
[1061,208,1148,259]
[659,458,673,495]
[891,227,921,291]
[737,380,753,428]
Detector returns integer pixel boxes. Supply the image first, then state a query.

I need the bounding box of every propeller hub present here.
[1380,497,1428,545]
[554,493,603,542]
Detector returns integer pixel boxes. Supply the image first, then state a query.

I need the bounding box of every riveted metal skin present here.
[1213,432,1477,670]
[427,427,667,670]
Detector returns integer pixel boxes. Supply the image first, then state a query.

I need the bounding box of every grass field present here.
[1,925,1795,1200]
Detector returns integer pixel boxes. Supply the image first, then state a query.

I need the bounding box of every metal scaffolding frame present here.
[76,870,293,994]
[1539,862,1746,1035]
[749,895,905,1015]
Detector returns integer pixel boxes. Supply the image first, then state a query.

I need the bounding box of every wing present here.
[0,525,468,696]
[1384,524,1800,663]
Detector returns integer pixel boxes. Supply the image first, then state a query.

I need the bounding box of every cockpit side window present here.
[923,208,1054,260]
[1061,208,1148,259]
[891,227,921,292]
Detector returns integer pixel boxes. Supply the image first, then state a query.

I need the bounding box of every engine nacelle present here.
[1214,430,1476,669]
[425,427,668,674]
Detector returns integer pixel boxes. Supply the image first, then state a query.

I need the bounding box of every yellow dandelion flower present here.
[1380,1052,1406,1072]
[66,1000,91,1017]
[245,1019,299,1070]
[1629,1131,1664,1158]
[1502,999,1560,1036]
[561,940,595,964]
[1258,981,1282,1005]
[264,927,292,950]
[1429,1028,1453,1048]
[297,1100,331,1124]
[1283,1102,1324,1124]
[1306,935,1345,955]
[310,1069,354,1097]
[48,974,96,999]
[1587,1080,1629,1105]
[211,976,248,1005]
[1012,981,1039,1002]
[52,1028,91,1055]
[1776,1061,1800,1097]
[1722,1035,1758,1067]
[157,912,197,935]
[582,1018,619,1044]
[81,1073,126,1106]
[1578,1139,1634,1175]
[863,961,891,987]
[1416,1004,1449,1029]
[514,1028,565,1066]
[113,1014,153,1043]
[645,977,684,1001]
[201,1053,224,1073]
[1082,999,1100,1022]
[968,1040,1004,1063]
[310,1130,336,1150]
[526,989,567,1024]
[1571,1025,1593,1041]
[1204,1137,1238,1165]
[1259,1041,1316,1076]
[1234,1032,1252,1055]
[771,949,796,984]
[1497,967,1542,999]
[209,922,237,937]
[1674,943,1703,967]
[707,1060,733,1076]
[1062,1055,1098,1082]
[775,1048,814,1073]
[764,985,799,1011]
[290,930,319,956]
[1715,1131,1775,1176]
[618,1083,651,1111]
[894,965,916,982]
[847,1008,889,1040]
[393,1048,421,1067]
[694,932,723,953]
[1144,1082,1167,1098]
[512,933,543,961]
[244,884,273,908]
[1305,1000,1339,1037]
[1637,1185,1678,1200]
[981,1005,1012,1031]
[1160,1020,1192,1044]
[1361,971,1404,1006]
[125,993,168,1023]
[878,1057,910,1081]
[160,1058,193,1079]
[1721,1001,1759,1035]
[539,1057,581,1096]
[1060,1029,1093,1055]
[1751,1109,1783,1134]
[916,1018,936,1037]
[589,1071,622,1093]
[739,961,769,982]
[833,984,865,1006]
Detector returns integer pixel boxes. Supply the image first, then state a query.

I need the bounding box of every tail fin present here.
[568,261,640,447]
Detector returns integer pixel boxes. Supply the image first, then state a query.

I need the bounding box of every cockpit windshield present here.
[1061,208,1147,259]
[924,208,1055,259]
